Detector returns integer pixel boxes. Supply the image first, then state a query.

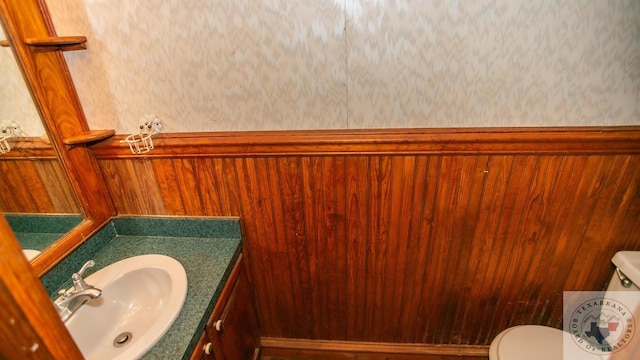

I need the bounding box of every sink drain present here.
[113,332,132,348]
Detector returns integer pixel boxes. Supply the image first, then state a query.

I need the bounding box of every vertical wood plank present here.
[99,159,166,214]
[482,155,539,337]
[173,158,205,215]
[0,160,53,212]
[301,157,329,339]
[34,160,81,213]
[465,155,514,344]
[345,156,370,341]
[446,156,490,345]
[266,157,299,337]
[410,156,441,343]
[609,158,640,252]
[193,158,223,216]
[277,157,311,338]
[568,156,639,288]
[151,159,185,214]
[367,156,393,342]
[235,157,280,337]
[533,155,592,329]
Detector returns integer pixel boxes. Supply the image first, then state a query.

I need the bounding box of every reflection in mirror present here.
[0,26,83,263]
[0,26,43,137]
[5,214,83,260]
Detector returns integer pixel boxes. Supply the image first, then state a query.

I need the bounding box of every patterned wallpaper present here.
[0,27,45,137]
[47,0,639,133]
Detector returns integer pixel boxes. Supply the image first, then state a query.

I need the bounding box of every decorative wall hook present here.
[0,122,23,154]
[0,135,10,155]
[121,115,163,155]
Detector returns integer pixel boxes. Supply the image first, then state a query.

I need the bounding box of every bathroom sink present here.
[23,249,40,261]
[63,254,188,360]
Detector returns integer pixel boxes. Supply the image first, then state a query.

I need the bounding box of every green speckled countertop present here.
[6,213,83,251]
[41,216,242,360]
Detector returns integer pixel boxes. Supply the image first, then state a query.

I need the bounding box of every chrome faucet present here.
[53,260,102,322]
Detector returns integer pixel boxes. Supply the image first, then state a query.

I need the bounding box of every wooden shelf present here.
[63,129,115,145]
[24,36,87,52]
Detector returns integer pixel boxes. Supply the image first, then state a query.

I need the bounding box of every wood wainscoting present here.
[92,127,640,353]
[260,338,488,359]
[0,138,80,213]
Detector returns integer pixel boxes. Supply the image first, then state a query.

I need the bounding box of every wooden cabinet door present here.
[206,257,260,360]
[190,332,215,360]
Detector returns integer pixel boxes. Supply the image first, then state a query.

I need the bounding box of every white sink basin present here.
[64,254,188,360]
[23,249,41,261]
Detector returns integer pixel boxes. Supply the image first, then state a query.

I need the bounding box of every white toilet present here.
[489,251,640,360]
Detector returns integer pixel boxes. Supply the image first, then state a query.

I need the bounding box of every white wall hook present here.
[0,121,23,154]
[140,115,163,135]
[121,115,163,155]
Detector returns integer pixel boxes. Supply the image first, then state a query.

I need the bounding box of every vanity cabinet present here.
[192,254,261,360]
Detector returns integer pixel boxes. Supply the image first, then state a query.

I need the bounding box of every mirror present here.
[0,26,83,263]
[1,0,115,278]
[0,26,44,136]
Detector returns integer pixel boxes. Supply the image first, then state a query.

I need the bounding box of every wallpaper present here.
[47,0,639,133]
[0,27,45,137]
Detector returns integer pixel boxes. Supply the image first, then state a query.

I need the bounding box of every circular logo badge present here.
[569,297,635,354]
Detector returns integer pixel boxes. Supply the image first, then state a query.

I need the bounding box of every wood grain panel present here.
[34,160,80,212]
[94,129,640,347]
[260,337,488,359]
[99,159,165,214]
[0,158,79,213]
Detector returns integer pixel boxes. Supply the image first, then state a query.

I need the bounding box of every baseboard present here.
[260,337,489,360]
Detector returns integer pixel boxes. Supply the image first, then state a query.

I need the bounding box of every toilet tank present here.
[608,251,640,291]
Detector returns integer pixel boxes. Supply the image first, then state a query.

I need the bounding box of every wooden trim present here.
[260,338,489,357]
[260,349,485,360]
[30,217,112,276]
[0,214,83,359]
[0,137,57,159]
[92,127,640,158]
[208,253,244,325]
[189,332,208,360]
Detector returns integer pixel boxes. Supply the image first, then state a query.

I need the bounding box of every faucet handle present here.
[57,288,70,300]
[76,260,95,277]
[72,260,96,291]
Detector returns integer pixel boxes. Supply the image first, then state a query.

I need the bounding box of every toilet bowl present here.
[490,325,562,360]
[489,251,640,360]
[489,325,608,360]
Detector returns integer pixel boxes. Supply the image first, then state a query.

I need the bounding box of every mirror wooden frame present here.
[0,215,84,358]
[0,0,115,277]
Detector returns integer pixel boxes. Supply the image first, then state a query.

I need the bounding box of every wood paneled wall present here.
[93,128,640,347]
[0,139,79,214]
